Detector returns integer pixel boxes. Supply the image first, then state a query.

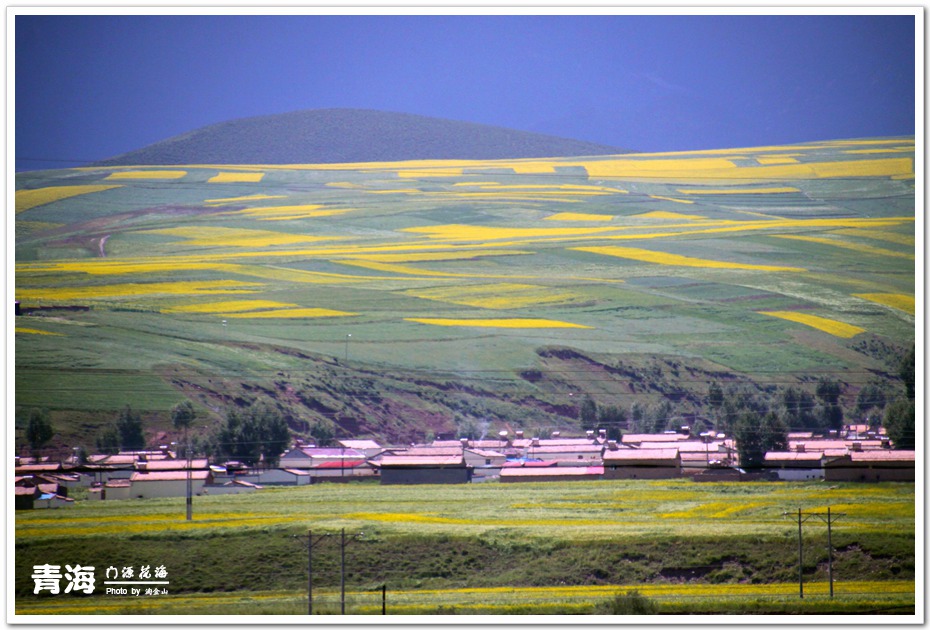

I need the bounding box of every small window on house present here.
[485,459,491,465]
[578,455,584,460]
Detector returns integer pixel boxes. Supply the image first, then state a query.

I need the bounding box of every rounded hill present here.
[93,108,629,166]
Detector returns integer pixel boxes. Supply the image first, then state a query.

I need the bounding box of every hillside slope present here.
[16,137,915,448]
[92,109,629,166]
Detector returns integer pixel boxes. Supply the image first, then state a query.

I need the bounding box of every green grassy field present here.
[14,479,916,616]
[14,138,916,446]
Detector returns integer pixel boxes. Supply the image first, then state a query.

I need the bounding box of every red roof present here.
[604,448,680,462]
[622,433,689,444]
[312,460,367,469]
[130,471,211,482]
[765,451,825,462]
[500,466,603,478]
[502,460,558,468]
[378,456,465,467]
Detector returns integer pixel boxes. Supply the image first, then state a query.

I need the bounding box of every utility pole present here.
[784,507,845,599]
[808,507,845,598]
[186,434,193,521]
[293,530,331,615]
[339,528,364,614]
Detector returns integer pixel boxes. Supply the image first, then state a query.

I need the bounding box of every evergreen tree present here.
[734,411,788,470]
[96,426,120,455]
[216,402,291,467]
[25,408,54,456]
[171,400,196,432]
[597,404,626,441]
[116,405,146,451]
[815,379,844,432]
[884,398,915,450]
[579,395,598,432]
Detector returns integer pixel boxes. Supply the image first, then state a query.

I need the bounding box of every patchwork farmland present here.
[15,137,915,445]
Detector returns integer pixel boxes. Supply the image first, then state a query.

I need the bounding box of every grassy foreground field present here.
[14,479,916,616]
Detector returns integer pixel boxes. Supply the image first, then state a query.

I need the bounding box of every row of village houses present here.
[14,426,914,509]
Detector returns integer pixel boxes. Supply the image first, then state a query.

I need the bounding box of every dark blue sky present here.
[14,13,917,170]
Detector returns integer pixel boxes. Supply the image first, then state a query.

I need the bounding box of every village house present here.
[375,453,471,485]
[602,448,682,480]
[128,470,213,499]
[822,450,915,482]
[763,451,827,481]
[500,464,603,483]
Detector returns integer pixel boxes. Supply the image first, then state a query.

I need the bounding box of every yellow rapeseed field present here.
[15,185,121,213]
[759,311,866,338]
[771,234,914,259]
[105,170,187,180]
[204,193,287,206]
[229,205,353,221]
[142,226,336,247]
[207,172,265,183]
[404,283,582,309]
[648,195,695,204]
[574,245,807,272]
[225,307,357,318]
[404,224,619,241]
[854,293,915,315]
[17,280,262,301]
[831,229,914,246]
[634,211,708,220]
[545,212,614,221]
[677,187,800,194]
[161,300,298,314]
[405,317,592,329]
[15,327,62,336]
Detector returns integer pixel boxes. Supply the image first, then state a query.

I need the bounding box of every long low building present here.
[603,448,681,480]
[375,455,471,485]
[500,466,604,483]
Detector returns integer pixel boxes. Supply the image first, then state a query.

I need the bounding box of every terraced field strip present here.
[15,184,122,213]
[759,311,866,338]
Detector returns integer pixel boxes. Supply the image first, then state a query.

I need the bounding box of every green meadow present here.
[14,479,916,615]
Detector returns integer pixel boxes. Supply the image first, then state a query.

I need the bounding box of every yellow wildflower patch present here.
[759,311,865,338]
[831,229,914,246]
[225,307,356,319]
[207,171,265,183]
[15,327,63,336]
[545,213,613,221]
[635,211,708,220]
[142,226,335,248]
[771,234,914,260]
[677,187,800,194]
[229,205,353,221]
[404,224,618,241]
[576,156,912,181]
[509,163,557,174]
[648,195,694,204]
[581,157,738,178]
[17,280,261,301]
[404,283,582,309]
[397,168,463,178]
[854,293,915,315]
[345,250,533,263]
[162,300,298,314]
[105,170,187,180]
[339,260,473,277]
[204,193,287,206]
[405,317,591,329]
[755,157,799,164]
[574,245,806,272]
[15,185,121,213]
